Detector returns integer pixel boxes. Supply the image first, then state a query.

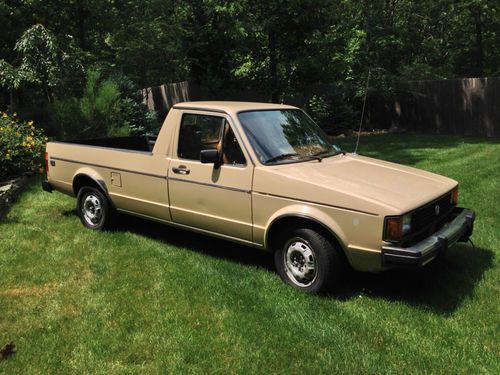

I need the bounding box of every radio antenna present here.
[354,69,371,155]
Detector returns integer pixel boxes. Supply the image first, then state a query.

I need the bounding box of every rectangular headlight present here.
[402,213,412,236]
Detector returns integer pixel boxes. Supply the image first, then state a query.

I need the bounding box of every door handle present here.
[172,166,190,175]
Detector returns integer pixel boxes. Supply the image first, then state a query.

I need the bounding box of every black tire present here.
[77,186,112,230]
[274,227,341,293]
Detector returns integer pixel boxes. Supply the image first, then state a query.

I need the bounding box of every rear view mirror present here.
[200,149,220,167]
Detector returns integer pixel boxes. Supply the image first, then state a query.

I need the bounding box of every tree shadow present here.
[334,244,494,315]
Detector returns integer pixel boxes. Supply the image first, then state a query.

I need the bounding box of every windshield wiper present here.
[265,153,300,163]
[308,149,345,162]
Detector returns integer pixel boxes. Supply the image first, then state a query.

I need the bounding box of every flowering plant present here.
[0,111,47,180]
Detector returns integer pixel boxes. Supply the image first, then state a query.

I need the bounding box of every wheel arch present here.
[72,171,114,209]
[265,212,352,266]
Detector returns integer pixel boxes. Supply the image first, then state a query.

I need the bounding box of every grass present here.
[1,133,499,374]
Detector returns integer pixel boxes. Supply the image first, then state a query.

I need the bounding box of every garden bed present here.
[0,175,31,220]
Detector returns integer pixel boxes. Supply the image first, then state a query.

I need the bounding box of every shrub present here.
[0,112,47,180]
[110,73,159,135]
[79,69,124,137]
[50,70,157,139]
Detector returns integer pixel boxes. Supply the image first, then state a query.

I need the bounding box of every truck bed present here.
[64,135,157,153]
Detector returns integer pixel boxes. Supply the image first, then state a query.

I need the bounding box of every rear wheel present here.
[274,227,341,293]
[77,186,112,230]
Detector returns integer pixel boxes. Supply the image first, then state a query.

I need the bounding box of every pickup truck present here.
[42,101,475,293]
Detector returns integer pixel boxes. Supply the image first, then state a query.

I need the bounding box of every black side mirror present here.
[200,149,221,168]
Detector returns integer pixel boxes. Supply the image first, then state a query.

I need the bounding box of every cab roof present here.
[172,101,298,115]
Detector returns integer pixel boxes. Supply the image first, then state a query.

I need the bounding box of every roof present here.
[172,101,298,114]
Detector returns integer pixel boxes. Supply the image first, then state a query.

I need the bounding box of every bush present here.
[0,112,47,180]
[51,98,85,139]
[79,69,124,137]
[306,88,359,135]
[110,73,159,135]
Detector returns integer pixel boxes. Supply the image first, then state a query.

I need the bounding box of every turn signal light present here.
[44,152,49,173]
[385,218,402,242]
[451,187,459,205]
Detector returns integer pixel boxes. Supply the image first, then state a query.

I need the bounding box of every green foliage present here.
[0,60,23,90]
[0,112,47,179]
[14,24,61,100]
[50,98,85,139]
[110,74,159,135]
[50,70,157,139]
[307,95,330,127]
[116,97,158,135]
[79,70,121,136]
[1,0,499,132]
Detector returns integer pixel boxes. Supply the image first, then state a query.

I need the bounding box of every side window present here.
[178,114,224,160]
[177,113,247,166]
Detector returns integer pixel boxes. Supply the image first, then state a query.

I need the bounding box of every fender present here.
[72,167,115,209]
[264,204,351,259]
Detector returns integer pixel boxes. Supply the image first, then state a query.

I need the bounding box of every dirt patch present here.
[0,282,60,297]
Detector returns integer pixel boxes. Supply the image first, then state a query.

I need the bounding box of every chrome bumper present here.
[381,208,475,267]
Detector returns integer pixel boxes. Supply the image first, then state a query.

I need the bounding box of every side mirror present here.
[200,149,220,167]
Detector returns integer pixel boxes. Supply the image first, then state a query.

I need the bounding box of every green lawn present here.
[1,134,499,374]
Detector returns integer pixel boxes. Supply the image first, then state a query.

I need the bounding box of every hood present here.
[253,154,457,215]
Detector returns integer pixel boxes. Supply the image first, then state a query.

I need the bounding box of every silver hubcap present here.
[82,194,102,226]
[284,240,317,287]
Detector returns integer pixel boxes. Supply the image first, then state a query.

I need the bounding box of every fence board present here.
[370,77,500,137]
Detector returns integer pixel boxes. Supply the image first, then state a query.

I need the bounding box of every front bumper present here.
[382,207,475,267]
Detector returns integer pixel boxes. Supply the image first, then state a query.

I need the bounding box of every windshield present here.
[238,109,340,164]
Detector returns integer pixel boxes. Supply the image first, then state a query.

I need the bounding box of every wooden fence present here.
[141,81,191,121]
[367,77,500,137]
[142,77,500,137]
[141,81,269,121]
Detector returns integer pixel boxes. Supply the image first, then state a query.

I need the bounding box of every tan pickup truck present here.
[43,101,475,293]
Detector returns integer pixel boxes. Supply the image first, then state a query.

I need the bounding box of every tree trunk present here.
[76,0,87,50]
[268,28,279,103]
[8,90,18,112]
[470,5,484,77]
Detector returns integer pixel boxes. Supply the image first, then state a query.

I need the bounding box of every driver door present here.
[168,111,253,242]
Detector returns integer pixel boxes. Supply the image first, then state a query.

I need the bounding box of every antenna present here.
[354,69,371,155]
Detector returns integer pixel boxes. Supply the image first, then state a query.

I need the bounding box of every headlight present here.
[402,213,412,236]
[384,213,412,242]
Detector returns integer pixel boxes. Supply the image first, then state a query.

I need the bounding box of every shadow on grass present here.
[110,212,275,272]
[335,244,494,315]
[64,209,493,315]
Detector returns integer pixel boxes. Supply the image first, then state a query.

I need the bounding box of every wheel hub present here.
[284,240,317,287]
[83,194,102,226]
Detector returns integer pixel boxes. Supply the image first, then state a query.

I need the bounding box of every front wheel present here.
[274,228,341,293]
[77,186,112,230]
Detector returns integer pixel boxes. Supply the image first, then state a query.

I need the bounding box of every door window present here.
[178,113,246,165]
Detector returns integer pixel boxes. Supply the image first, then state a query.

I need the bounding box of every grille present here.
[411,193,452,233]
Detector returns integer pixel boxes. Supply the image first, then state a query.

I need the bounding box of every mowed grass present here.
[1,134,499,374]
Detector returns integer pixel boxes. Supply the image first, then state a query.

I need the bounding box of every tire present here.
[274,227,341,293]
[77,186,112,230]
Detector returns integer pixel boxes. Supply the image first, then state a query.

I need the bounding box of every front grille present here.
[399,192,454,247]
[411,192,452,233]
